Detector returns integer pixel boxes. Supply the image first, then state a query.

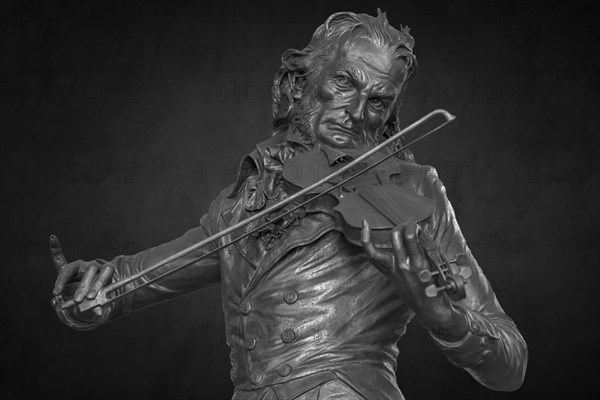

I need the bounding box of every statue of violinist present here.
[51,10,527,400]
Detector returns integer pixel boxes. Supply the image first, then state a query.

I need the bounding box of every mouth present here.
[327,123,356,136]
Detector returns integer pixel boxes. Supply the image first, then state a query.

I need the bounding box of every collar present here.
[320,146,355,165]
[283,126,312,149]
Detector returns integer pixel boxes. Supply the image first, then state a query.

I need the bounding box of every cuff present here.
[429,305,500,368]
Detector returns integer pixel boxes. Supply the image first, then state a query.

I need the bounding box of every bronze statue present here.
[51,10,527,399]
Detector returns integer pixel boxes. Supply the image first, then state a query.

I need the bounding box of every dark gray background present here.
[1,0,598,399]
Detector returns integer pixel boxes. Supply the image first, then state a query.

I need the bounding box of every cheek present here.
[365,112,387,130]
[316,81,336,102]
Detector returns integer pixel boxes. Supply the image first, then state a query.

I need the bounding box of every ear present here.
[273,54,308,121]
[277,69,302,101]
[274,70,297,120]
[272,49,309,124]
[280,49,308,98]
[288,71,307,102]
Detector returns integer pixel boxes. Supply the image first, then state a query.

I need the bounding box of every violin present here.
[51,109,471,319]
[281,144,472,301]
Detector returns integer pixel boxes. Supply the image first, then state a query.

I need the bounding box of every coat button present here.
[281,328,296,343]
[240,300,251,315]
[283,290,298,304]
[245,335,257,350]
[482,350,493,360]
[250,371,263,385]
[278,363,292,377]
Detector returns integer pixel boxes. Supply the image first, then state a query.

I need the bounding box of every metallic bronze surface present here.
[50,10,527,399]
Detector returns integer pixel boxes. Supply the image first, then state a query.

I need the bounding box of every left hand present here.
[360,219,463,334]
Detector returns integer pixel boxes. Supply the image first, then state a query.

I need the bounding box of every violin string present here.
[80,119,455,308]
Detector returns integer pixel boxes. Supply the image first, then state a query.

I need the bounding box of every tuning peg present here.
[449,253,468,266]
[425,283,447,298]
[418,269,439,283]
[457,266,472,280]
[425,274,468,300]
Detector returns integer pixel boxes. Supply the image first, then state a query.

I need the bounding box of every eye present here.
[334,74,350,85]
[369,97,385,110]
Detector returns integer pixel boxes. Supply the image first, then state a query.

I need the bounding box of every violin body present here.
[334,185,435,249]
[282,147,471,301]
[282,148,434,246]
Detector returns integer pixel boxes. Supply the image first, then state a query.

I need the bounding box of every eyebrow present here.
[337,64,398,99]
[337,65,362,82]
[371,87,397,99]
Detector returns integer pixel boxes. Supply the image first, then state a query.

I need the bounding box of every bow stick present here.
[52,109,455,313]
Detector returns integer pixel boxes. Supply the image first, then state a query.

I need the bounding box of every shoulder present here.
[226,134,287,200]
[200,183,237,233]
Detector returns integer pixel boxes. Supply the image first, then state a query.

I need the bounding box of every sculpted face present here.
[306,38,408,149]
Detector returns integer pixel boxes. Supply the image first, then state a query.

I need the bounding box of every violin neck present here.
[418,230,451,277]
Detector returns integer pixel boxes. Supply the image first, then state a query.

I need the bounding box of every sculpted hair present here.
[271,10,418,145]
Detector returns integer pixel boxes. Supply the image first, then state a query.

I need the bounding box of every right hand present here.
[50,235,116,322]
[52,259,116,305]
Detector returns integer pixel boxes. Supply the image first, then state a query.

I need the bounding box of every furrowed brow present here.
[337,65,363,82]
[371,86,397,99]
[378,91,397,99]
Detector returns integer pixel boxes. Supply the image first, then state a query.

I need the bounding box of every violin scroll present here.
[422,252,473,301]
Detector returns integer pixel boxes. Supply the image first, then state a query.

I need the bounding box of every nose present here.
[345,94,368,125]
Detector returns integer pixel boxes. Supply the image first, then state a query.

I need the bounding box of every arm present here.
[360,167,527,392]
[421,166,528,391]
[53,186,231,329]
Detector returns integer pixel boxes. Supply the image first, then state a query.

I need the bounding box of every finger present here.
[49,235,67,273]
[86,262,116,299]
[392,229,409,271]
[92,306,105,317]
[74,263,99,303]
[404,222,423,265]
[361,220,392,266]
[53,260,84,296]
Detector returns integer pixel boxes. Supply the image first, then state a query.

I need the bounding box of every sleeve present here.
[421,166,528,392]
[61,186,230,329]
